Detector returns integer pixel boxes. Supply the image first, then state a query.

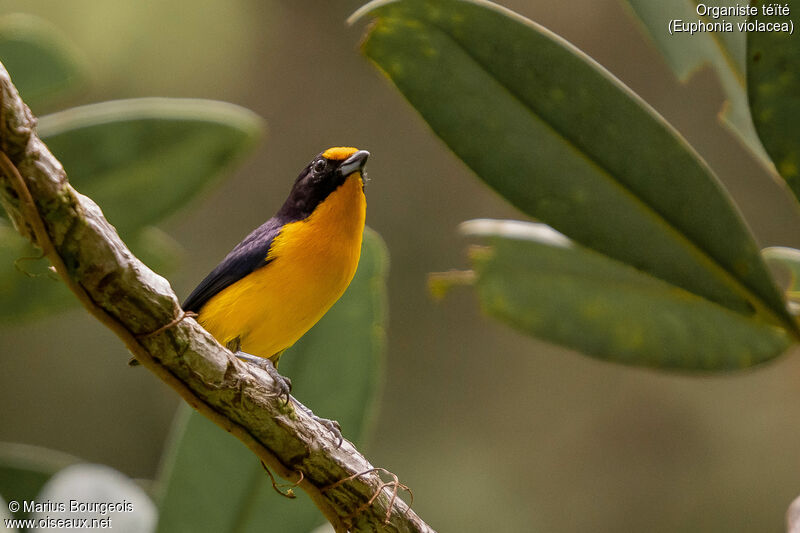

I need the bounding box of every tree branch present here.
[0,62,435,533]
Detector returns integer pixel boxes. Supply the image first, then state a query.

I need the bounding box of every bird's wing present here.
[182,217,285,312]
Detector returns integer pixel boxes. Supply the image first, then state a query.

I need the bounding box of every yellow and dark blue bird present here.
[183,147,369,435]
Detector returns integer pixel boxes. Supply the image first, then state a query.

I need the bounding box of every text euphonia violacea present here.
[183,147,369,427]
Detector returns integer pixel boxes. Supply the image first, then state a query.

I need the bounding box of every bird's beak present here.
[337,150,370,178]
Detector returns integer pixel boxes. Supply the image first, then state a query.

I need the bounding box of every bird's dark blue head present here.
[277,147,369,221]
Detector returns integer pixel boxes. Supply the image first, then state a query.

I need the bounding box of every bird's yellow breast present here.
[197,174,366,359]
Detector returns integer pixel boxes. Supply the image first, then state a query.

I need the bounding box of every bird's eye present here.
[313,159,327,173]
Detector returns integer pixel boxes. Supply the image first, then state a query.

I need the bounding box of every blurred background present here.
[2,1,800,531]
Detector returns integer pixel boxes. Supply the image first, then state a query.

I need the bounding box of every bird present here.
[182,147,369,440]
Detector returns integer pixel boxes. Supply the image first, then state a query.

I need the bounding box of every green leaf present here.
[620,0,771,165]
[621,0,722,80]
[0,442,81,519]
[454,219,792,370]
[0,14,87,111]
[747,0,800,202]
[0,221,75,322]
[155,229,388,533]
[352,0,796,336]
[38,98,264,237]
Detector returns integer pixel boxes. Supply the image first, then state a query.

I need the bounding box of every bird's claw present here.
[235,351,292,404]
[273,373,292,405]
[234,351,340,443]
[314,415,342,447]
[305,408,343,447]
[260,360,291,405]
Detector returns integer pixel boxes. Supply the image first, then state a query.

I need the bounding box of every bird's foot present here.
[232,351,340,445]
[296,402,343,448]
[315,416,343,448]
[235,351,292,404]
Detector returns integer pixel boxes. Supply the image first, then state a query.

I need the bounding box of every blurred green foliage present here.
[0,13,86,112]
[39,99,263,237]
[0,98,263,322]
[747,0,800,202]
[0,16,264,323]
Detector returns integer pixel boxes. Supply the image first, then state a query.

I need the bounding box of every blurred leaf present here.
[33,463,156,532]
[353,0,796,336]
[747,0,800,203]
[0,221,181,322]
[0,442,81,520]
[622,0,722,80]
[763,246,800,310]
[0,14,87,111]
[0,221,75,322]
[38,98,264,237]
[155,229,388,533]
[0,99,262,321]
[154,408,266,533]
[620,0,771,165]
[453,219,792,370]
[131,226,185,275]
[0,495,13,532]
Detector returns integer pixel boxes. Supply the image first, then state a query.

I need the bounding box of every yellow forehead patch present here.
[322,146,359,160]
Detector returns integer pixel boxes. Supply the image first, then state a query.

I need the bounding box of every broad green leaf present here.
[38,98,264,237]
[451,219,792,370]
[747,0,800,202]
[620,0,771,165]
[155,229,388,533]
[0,442,81,520]
[352,0,796,336]
[0,14,87,111]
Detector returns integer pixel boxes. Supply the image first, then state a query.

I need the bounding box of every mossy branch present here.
[0,62,434,533]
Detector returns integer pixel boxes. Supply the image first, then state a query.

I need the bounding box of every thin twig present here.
[324,467,414,525]
[136,310,197,339]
